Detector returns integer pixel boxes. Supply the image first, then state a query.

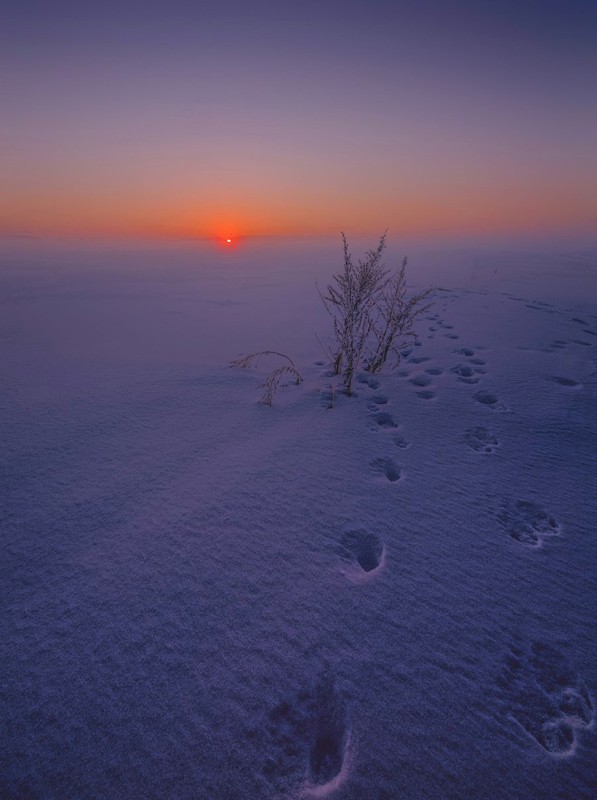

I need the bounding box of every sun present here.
[213,231,240,249]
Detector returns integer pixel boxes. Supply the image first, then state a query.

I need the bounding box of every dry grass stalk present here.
[231,350,303,406]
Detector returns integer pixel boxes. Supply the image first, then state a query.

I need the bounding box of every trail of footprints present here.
[358,374,404,488]
[290,301,592,792]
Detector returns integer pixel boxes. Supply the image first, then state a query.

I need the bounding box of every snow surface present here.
[1,238,596,799]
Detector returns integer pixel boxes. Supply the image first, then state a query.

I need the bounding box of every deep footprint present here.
[263,672,350,794]
[498,500,560,547]
[371,457,402,482]
[339,530,384,573]
[547,376,581,388]
[309,672,349,787]
[474,390,498,406]
[451,364,480,384]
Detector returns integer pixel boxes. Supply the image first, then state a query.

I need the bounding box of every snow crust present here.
[1,238,596,799]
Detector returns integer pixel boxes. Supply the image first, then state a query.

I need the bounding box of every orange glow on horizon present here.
[1,178,596,243]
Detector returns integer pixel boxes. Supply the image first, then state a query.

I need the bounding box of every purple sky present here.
[2,0,596,239]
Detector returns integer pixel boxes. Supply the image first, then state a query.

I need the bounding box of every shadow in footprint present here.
[263,671,350,795]
[409,374,432,387]
[371,412,398,428]
[309,671,349,788]
[339,530,384,573]
[357,373,380,389]
[451,364,480,384]
[474,390,498,406]
[371,457,402,482]
[393,434,410,449]
[416,390,436,400]
[547,376,581,388]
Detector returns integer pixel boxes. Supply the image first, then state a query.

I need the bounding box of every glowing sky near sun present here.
[2,0,596,240]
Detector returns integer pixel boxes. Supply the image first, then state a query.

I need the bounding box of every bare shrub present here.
[231,350,303,406]
[367,256,432,373]
[318,233,388,395]
[231,235,431,406]
[319,234,432,393]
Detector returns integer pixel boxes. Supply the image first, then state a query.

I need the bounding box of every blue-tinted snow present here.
[1,239,596,799]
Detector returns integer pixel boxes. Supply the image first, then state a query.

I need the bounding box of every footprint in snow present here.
[474,390,507,410]
[497,641,594,757]
[451,364,481,384]
[366,394,388,411]
[547,376,582,388]
[409,374,432,387]
[393,434,411,449]
[357,373,380,389]
[263,670,351,796]
[498,500,561,547]
[370,457,402,483]
[371,412,398,428]
[416,390,436,400]
[369,394,388,405]
[464,426,499,453]
[426,367,443,376]
[339,529,385,576]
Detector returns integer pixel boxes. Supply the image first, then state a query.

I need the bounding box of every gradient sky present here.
[2,0,596,240]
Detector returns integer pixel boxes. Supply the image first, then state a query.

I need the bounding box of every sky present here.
[1,0,596,241]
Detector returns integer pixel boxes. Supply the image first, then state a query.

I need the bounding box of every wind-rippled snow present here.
[1,238,596,799]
